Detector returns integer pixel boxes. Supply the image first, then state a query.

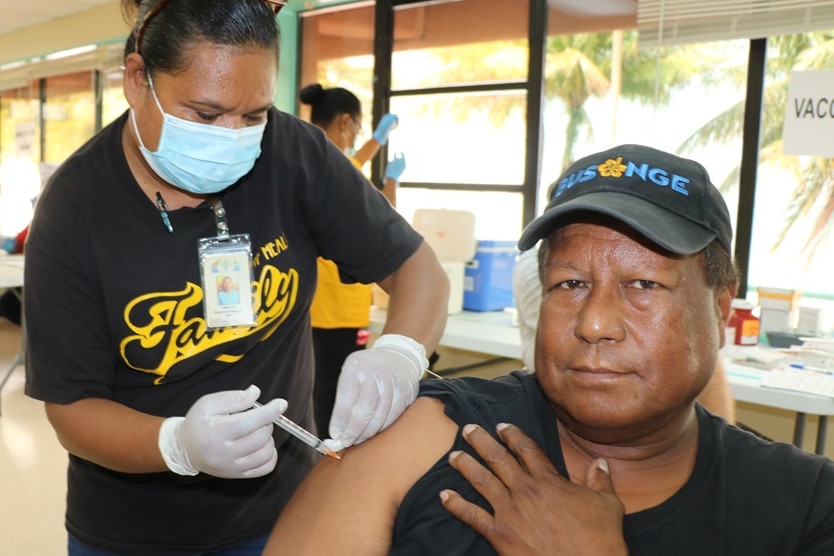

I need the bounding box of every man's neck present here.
[558,406,700,513]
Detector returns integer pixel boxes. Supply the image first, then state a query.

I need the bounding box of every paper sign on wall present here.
[14,122,35,158]
[783,70,834,157]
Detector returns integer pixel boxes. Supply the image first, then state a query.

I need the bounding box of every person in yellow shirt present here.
[299,83,405,435]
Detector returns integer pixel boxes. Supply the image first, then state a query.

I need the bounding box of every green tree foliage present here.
[545,31,716,168]
[679,32,834,261]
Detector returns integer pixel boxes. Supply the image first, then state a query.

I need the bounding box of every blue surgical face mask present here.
[131,75,267,194]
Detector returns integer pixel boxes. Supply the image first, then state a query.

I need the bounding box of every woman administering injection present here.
[22,0,448,553]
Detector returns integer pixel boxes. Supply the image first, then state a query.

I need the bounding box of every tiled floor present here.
[0,320,67,555]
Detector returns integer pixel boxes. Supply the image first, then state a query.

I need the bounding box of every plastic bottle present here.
[728,299,760,346]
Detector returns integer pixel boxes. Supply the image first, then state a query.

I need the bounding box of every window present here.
[0,41,125,235]
[390,0,530,241]
[0,81,42,235]
[746,31,834,330]
[297,0,530,241]
[389,90,527,186]
[298,4,376,174]
[541,30,748,237]
[42,71,96,164]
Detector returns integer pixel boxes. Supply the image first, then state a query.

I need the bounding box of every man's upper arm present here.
[265,396,458,555]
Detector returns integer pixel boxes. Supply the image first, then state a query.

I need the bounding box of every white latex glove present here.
[328,334,428,452]
[158,385,287,479]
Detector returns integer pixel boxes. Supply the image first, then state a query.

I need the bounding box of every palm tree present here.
[359,31,709,170]
[385,40,531,128]
[678,32,834,261]
[545,34,610,168]
[545,31,718,169]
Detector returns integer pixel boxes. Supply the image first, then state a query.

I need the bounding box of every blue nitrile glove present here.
[373,113,399,145]
[384,152,406,183]
[327,334,428,451]
[1,237,15,253]
[158,385,287,478]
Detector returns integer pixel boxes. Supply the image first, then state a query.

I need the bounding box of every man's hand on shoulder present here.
[439,423,628,556]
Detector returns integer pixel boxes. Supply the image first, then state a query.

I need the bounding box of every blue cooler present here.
[463,240,518,311]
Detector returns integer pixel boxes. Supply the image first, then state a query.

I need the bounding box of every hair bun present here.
[299,83,326,106]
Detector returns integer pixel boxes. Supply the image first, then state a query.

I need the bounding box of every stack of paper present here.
[762,370,834,397]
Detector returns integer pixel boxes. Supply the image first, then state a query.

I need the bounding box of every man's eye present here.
[196,112,218,122]
[631,280,658,290]
[557,280,584,290]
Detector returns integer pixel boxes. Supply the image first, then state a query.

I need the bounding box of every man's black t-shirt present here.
[393,371,834,555]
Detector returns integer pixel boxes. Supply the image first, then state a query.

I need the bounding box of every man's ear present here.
[717,284,737,322]
[123,53,148,108]
[715,286,736,349]
[339,112,354,134]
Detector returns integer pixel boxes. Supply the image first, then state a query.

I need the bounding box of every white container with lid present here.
[411,209,477,314]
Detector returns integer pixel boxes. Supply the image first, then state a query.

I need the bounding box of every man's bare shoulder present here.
[265,396,458,555]
[333,395,459,499]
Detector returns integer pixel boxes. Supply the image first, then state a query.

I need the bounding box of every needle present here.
[252,401,341,460]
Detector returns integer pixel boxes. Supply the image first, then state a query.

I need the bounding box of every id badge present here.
[198,234,256,329]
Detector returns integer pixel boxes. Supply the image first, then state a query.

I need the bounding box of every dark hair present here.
[298,83,361,127]
[701,240,740,289]
[121,0,280,75]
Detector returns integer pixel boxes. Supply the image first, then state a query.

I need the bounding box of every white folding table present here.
[0,255,25,415]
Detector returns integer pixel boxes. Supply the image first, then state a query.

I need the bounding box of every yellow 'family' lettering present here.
[120,264,299,383]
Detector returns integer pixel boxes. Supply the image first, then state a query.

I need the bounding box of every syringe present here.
[252,401,341,460]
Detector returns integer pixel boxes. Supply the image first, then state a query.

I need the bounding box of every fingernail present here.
[461,424,476,436]
[448,450,462,461]
[598,458,609,474]
[439,490,450,503]
[496,422,509,432]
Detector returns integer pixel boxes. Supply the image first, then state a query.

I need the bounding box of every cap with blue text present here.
[518,144,733,255]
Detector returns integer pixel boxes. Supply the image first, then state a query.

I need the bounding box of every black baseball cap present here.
[518,144,733,255]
